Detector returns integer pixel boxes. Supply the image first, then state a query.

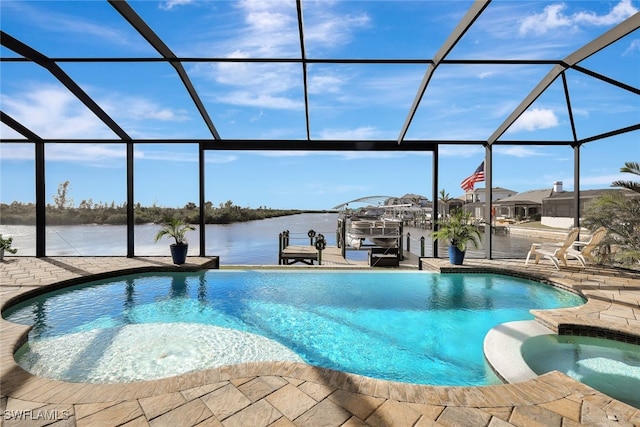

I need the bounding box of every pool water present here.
[4,270,584,385]
[522,335,640,408]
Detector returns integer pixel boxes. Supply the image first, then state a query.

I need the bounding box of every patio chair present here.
[524,227,580,270]
[564,226,607,267]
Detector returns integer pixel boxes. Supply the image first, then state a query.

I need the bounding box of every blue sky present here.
[1,0,638,210]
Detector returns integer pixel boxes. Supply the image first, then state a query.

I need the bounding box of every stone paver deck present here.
[1,256,639,426]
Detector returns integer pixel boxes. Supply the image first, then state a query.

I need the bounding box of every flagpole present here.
[485,146,493,260]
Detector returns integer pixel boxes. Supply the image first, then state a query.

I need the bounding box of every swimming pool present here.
[522,335,640,408]
[4,270,584,385]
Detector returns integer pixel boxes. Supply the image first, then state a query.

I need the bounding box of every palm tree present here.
[611,161,640,193]
[438,188,453,217]
[154,217,195,245]
[584,161,640,267]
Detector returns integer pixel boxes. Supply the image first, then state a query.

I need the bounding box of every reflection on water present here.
[0,213,538,263]
[6,270,583,385]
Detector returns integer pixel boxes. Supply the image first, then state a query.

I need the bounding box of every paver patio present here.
[1,256,639,426]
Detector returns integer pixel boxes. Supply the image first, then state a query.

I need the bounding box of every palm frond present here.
[611,180,640,193]
[619,161,640,176]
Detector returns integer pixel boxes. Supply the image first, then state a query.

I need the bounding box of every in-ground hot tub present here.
[522,334,640,408]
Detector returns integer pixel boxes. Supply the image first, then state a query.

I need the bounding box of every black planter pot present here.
[448,245,466,265]
[170,243,189,265]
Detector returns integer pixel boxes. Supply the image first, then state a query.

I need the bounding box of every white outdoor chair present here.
[524,227,580,270]
[565,226,607,267]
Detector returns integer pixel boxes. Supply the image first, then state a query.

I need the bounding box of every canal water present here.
[0,213,538,264]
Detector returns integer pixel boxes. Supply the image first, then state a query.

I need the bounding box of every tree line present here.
[0,181,326,225]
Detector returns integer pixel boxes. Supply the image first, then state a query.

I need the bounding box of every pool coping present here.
[483,320,553,384]
[1,256,639,425]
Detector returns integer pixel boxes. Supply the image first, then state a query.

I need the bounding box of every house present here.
[444,180,639,227]
[462,187,516,203]
[493,188,552,221]
[541,186,640,228]
[394,194,431,208]
[460,187,517,219]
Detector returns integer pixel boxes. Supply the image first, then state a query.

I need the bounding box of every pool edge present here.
[1,257,639,425]
[484,320,552,384]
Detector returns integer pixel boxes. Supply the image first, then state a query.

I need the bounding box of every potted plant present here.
[0,234,18,262]
[431,210,481,265]
[154,217,196,265]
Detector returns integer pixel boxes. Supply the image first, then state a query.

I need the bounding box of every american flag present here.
[460,161,485,192]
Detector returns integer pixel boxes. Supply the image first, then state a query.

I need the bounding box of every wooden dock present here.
[279,244,420,268]
[278,229,420,268]
[279,245,350,266]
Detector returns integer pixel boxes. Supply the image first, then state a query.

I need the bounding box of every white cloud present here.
[135,149,196,163]
[194,1,370,111]
[0,142,205,168]
[110,97,191,122]
[160,0,196,11]
[308,73,345,95]
[0,138,127,166]
[1,85,193,141]
[508,108,559,133]
[623,39,640,56]
[303,10,371,53]
[2,1,138,47]
[549,172,632,190]
[216,91,303,110]
[46,143,126,166]
[197,60,302,110]
[0,124,25,140]
[573,0,638,26]
[519,0,638,36]
[580,173,631,186]
[121,147,236,165]
[497,146,548,158]
[519,4,572,36]
[231,0,299,58]
[0,86,116,139]
[478,71,496,79]
[0,143,32,160]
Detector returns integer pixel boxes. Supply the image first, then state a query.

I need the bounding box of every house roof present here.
[545,188,640,200]
[493,188,552,205]
[466,187,517,194]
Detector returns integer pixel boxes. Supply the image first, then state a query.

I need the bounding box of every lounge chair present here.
[564,226,607,266]
[525,227,580,270]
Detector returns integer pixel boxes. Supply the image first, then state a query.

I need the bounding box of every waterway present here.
[0,213,539,264]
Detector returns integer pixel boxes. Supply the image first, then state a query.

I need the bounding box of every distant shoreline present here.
[0,202,335,226]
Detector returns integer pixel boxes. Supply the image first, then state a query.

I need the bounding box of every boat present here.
[334,196,404,250]
[344,217,402,249]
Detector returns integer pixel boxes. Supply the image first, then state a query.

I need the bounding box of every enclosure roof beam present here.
[487,12,640,146]
[297,0,311,141]
[203,140,438,151]
[397,0,491,144]
[108,0,220,140]
[0,31,131,141]
[578,123,640,144]
[570,64,640,95]
[0,111,43,142]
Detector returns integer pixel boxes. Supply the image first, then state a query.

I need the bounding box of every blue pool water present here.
[4,270,584,385]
